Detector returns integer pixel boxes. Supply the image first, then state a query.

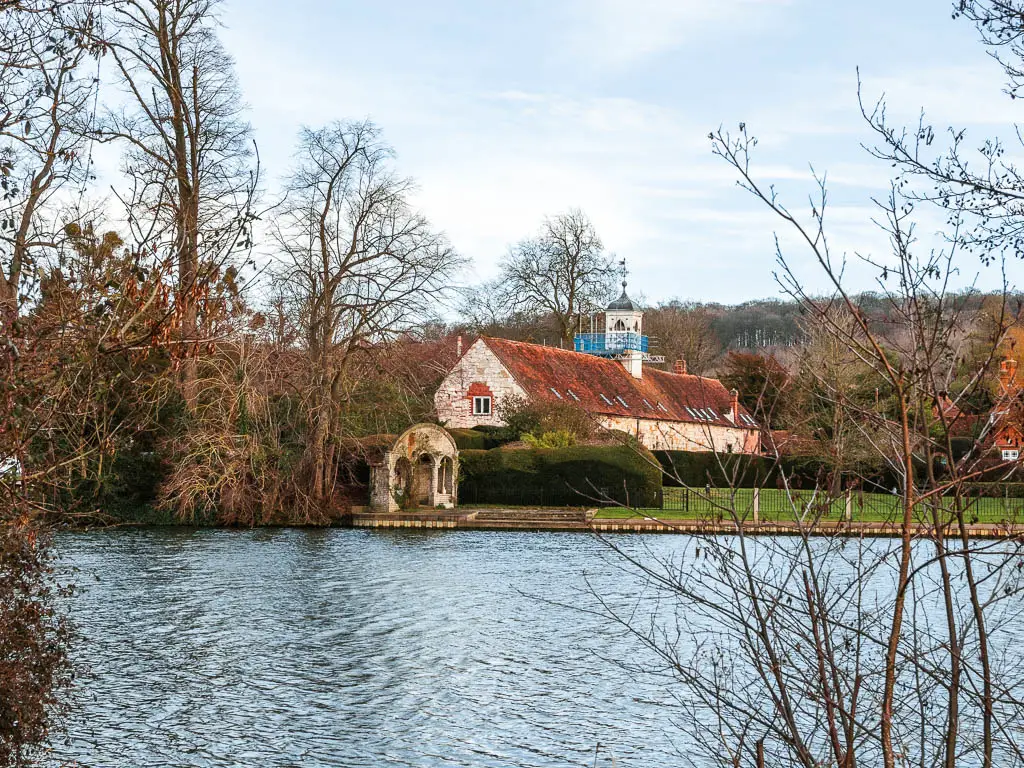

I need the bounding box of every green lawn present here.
[593,487,1024,524]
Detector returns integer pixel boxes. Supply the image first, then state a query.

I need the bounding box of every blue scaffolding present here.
[573,332,649,356]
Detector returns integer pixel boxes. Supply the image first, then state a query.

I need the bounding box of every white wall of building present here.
[434,340,528,428]
[602,415,759,453]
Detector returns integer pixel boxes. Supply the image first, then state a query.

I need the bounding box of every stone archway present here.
[393,457,412,505]
[367,424,460,513]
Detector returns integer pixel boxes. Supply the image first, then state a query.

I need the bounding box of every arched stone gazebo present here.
[368,423,459,513]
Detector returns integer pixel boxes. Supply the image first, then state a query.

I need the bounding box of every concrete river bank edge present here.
[348,508,1024,539]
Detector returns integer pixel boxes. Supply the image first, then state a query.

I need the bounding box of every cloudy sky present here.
[169,1,1024,303]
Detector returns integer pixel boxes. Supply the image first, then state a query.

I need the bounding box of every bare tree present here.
[273,120,461,507]
[861,2,1024,263]
[96,0,257,401]
[0,0,100,320]
[644,300,722,375]
[595,122,1024,768]
[496,209,617,346]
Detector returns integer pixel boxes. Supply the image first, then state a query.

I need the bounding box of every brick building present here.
[434,284,761,453]
[976,357,1024,463]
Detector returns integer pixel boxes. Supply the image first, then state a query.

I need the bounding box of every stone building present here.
[434,284,761,454]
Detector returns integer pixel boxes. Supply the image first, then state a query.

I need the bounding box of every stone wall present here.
[434,340,528,428]
[602,415,760,454]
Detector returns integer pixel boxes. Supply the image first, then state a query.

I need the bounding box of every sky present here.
[111,1,1024,305]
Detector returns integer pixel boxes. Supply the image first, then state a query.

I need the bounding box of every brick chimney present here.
[730,388,740,422]
[674,359,687,375]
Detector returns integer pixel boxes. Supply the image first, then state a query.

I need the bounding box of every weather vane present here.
[619,258,628,291]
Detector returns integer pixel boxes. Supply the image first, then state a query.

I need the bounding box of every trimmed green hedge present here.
[459,445,662,508]
[446,428,507,451]
[652,451,922,493]
[654,451,777,488]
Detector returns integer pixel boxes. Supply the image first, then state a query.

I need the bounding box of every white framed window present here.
[472,396,491,416]
[1003,449,1020,461]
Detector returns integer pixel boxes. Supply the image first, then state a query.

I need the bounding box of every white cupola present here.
[605,279,643,336]
[574,260,661,379]
[605,274,644,379]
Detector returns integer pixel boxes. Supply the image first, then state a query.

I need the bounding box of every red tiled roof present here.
[977,391,1024,450]
[481,337,758,429]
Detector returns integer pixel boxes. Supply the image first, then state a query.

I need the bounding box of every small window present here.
[472,396,491,416]
[550,387,563,399]
[1004,449,1020,461]
[657,402,669,413]
[567,389,580,402]
[616,396,629,408]
[599,394,613,405]
[706,408,719,419]
[642,398,653,409]
[696,409,710,420]
[685,407,698,419]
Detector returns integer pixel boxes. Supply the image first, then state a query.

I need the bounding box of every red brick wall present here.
[465,382,494,402]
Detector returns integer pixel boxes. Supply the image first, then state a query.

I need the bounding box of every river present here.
[52,528,691,767]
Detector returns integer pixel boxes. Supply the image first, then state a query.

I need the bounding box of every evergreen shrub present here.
[446,428,491,450]
[459,444,661,507]
[651,450,913,493]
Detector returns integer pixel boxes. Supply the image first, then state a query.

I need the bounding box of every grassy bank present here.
[593,487,1024,524]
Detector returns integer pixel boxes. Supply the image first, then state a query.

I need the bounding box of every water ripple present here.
[52,528,687,767]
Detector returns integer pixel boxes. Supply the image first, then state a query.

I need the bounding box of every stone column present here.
[427,455,439,507]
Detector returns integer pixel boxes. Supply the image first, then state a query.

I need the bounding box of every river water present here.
[52,528,693,767]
